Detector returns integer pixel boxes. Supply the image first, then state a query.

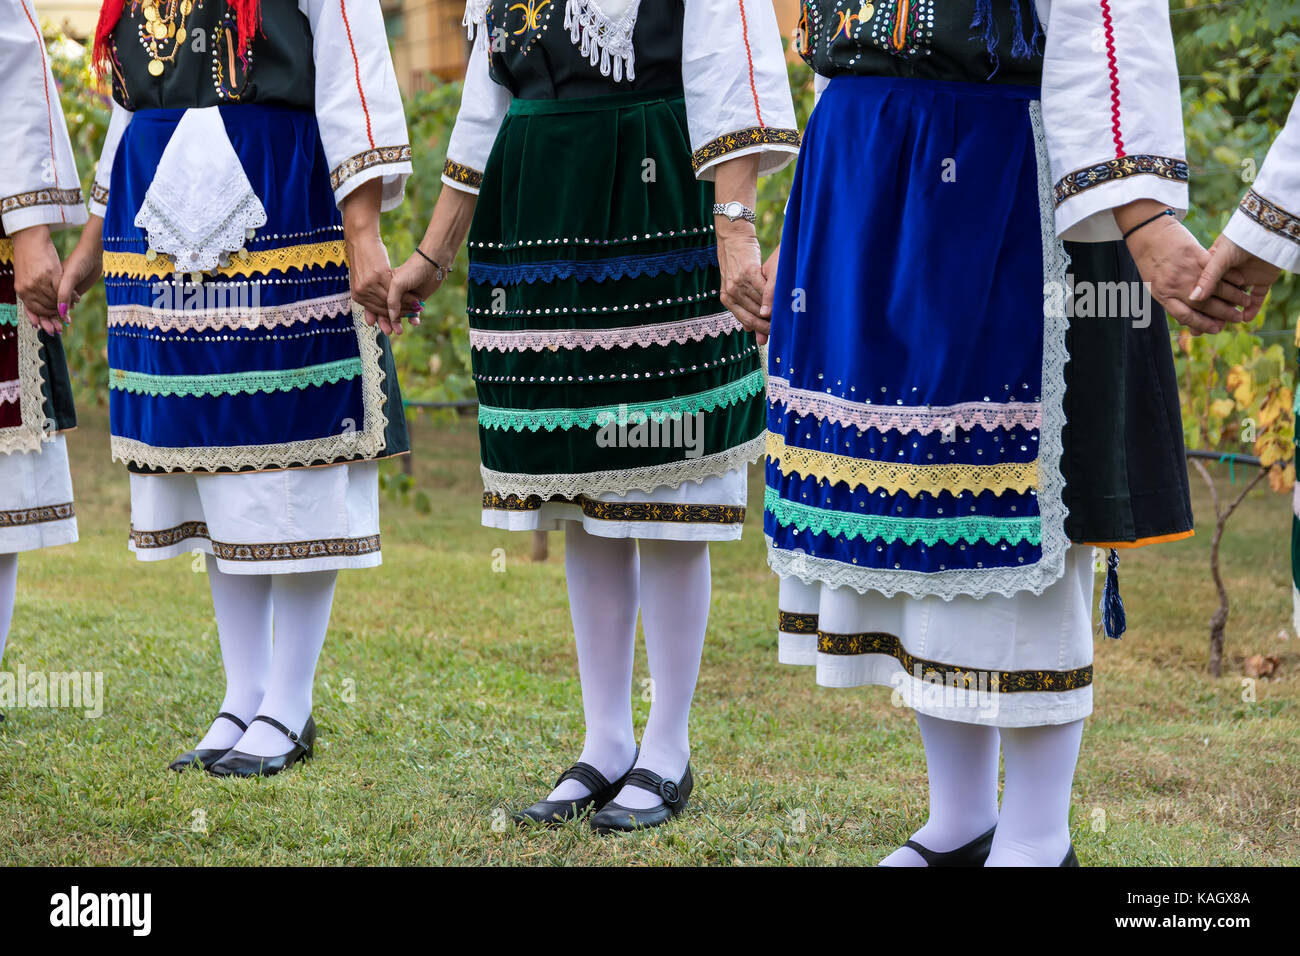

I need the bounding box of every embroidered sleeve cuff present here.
[1222,189,1300,274]
[1,187,89,234]
[87,182,111,219]
[330,146,414,212]
[442,158,484,196]
[691,127,801,181]
[1052,155,1190,242]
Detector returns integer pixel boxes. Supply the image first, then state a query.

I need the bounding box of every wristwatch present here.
[712,201,757,224]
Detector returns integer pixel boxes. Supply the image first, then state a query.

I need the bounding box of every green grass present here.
[1,406,1296,865]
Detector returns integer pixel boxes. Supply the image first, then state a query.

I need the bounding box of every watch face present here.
[725,202,743,218]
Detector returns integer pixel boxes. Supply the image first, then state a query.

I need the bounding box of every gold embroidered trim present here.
[109,306,390,472]
[778,610,818,634]
[482,492,745,525]
[0,305,53,456]
[0,239,12,264]
[817,630,1093,693]
[130,520,380,561]
[766,432,1038,496]
[330,145,413,191]
[0,186,83,216]
[0,501,74,527]
[103,240,348,279]
[107,293,354,332]
[442,158,483,190]
[89,183,110,208]
[1239,188,1300,246]
[691,127,801,173]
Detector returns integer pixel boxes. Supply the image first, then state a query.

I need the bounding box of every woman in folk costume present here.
[387,0,798,830]
[56,0,413,775]
[0,0,85,714]
[763,0,1257,865]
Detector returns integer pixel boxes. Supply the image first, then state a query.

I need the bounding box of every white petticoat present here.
[481,466,748,541]
[777,545,1096,728]
[0,434,77,553]
[128,461,381,575]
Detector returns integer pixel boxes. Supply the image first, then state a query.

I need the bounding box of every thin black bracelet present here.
[1122,207,1175,241]
[414,246,448,280]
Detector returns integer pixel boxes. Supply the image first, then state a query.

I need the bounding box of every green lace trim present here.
[479,367,765,432]
[763,487,1042,547]
[109,357,364,398]
[0,304,18,326]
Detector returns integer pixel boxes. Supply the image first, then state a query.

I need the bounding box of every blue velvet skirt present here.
[102,104,407,474]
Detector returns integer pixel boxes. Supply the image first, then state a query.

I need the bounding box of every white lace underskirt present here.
[0,435,77,553]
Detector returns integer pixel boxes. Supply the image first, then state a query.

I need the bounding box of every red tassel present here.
[91,0,263,75]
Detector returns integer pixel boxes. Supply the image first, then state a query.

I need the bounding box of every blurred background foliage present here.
[36,2,1300,480]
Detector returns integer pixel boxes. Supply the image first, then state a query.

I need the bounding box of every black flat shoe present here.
[1061,844,1080,867]
[590,764,693,834]
[206,715,315,778]
[513,750,638,826]
[168,711,248,772]
[896,824,998,867]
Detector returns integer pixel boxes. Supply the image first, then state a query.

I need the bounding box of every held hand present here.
[346,232,397,335]
[1123,213,1252,335]
[56,239,104,323]
[11,226,65,335]
[1189,233,1281,321]
[758,246,780,347]
[717,220,768,341]
[386,248,450,328]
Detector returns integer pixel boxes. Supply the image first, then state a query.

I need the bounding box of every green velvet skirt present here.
[467,89,765,533]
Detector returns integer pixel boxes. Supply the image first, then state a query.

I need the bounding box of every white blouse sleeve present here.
[681,0,800,181]
[0,0,87,233]
[1222,92,1300,273]
[1037,0,1188,242]
[441,22,511,197]
[298,0,413,212]
[87,103,133,219]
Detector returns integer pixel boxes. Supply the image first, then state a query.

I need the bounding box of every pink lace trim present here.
[470,310,743,352]
[106,293,354,332]
[767,375,1042,435]
[0,379,19,405]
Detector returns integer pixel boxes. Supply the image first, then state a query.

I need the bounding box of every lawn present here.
[1,405,1296,866]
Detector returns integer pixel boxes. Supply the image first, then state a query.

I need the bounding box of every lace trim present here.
[479,366,764,432]
[0,379,19,404]
[442,159,484,190]
[107,293,354,332]
[463,0,491,45]
[0,240,11,264]
[330,145,414,192]
[0,305,17,326]
[691,127,802,174]
[470,311,742,352]
[134,191,267,274]
[1239,188,1300,246]
[768,100,1071,599]
[764,487,1040,547]
[767,375,1042,435]
[103,240,348,280]
[1052,153,1188,207]
[0,307,53,456]
[480,433,765,499]
[564,0,639,82]
[469,246,716,286]
[0,186,83,216]
[109,307,390,472]
[109,357,363,398]
[767,431,1037,496]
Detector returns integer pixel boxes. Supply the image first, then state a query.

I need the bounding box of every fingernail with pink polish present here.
[58,303,69,318]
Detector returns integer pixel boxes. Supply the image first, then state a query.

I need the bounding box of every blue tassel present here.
[1100,548,1127,639]
[973,0,1043,77]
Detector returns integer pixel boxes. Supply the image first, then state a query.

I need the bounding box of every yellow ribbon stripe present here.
[103,240,348,280]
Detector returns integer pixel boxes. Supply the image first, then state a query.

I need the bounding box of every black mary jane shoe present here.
[513,751,637,826]
[168,711,248,773]
[897,825,998,867]
[206,715,315,778]
[1060,844,1080,867]
[590,764,693,834]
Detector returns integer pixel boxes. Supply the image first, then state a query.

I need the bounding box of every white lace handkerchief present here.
[133,107,268,273]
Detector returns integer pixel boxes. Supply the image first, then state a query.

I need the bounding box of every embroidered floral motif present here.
[482,491,744,524]
[469,246,718,286]
[1238,189,1300,247]
[108,293,354,332]
[103,239,348,279]
[691,127,801,173]
[479,367,765,432]
[329,145,414,192]
[816,629,1093,692]
[130,521,381,560]
[1053,154,1188,207]
[109,357,364,398]
[765,486,1041,547]
[778,610,819,634]
[0,186,83,216]
[767,375,1042,435]
[90,183,110,208]
[767,432,1038,496]
[469,311,743,352]
[0,501,74,527]
[442,158,484,190]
